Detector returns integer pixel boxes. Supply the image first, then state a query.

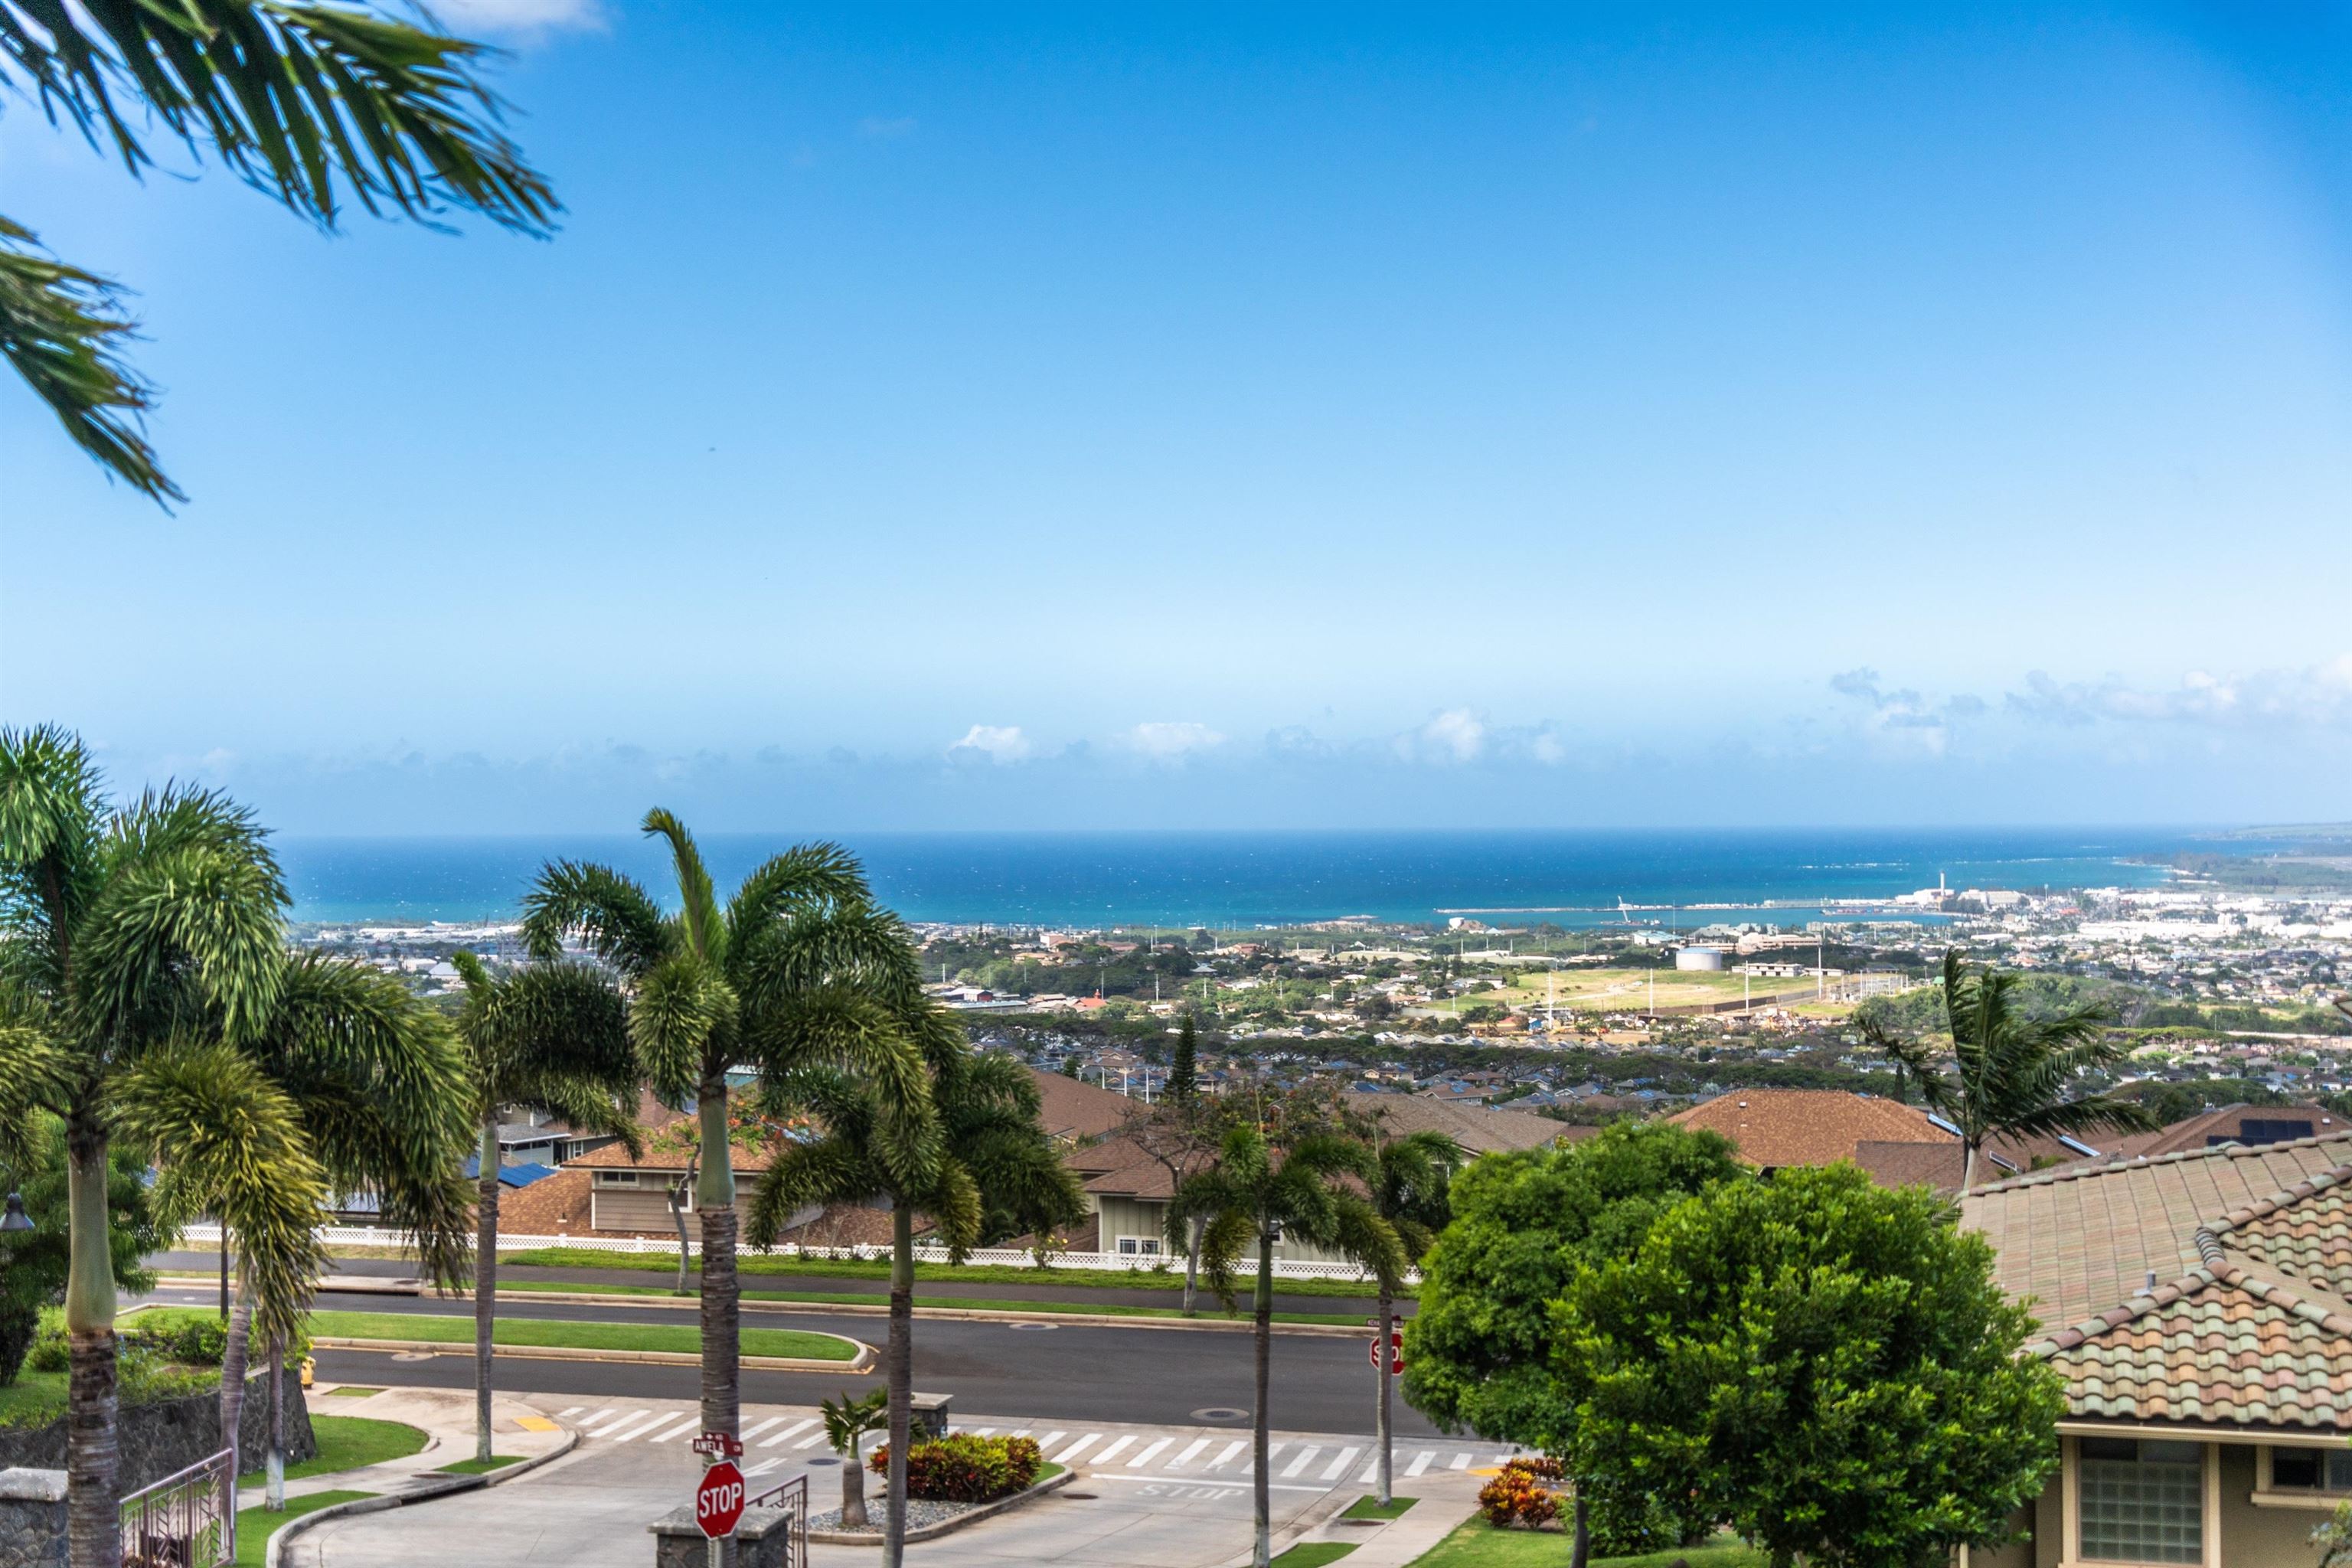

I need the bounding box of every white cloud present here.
[1123,721,1225,759]
[427,0,607,34]
[2006,657,2352,730]
[946,724,1031,763]
[1402,708,1485,764]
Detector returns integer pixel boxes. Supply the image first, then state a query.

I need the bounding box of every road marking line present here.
[1052,1434,1101,1465]
[1406,1451,1435,1478]
[744,1459,782,1479]
[1322,1448,1360,1481]
[579,1409,642,1436]
[1448,1454,1470,1470]
[632,1413,700,1444]
[740,1418,785,1441]
[1205,1441,1246,1471]
[1282,1447,1319,1478]
[1038,1432,1066,1452]
[1171,1439,1210,1468]
[555,1407,583,1420]
[972,1428,994,1436]
[1095,1436,1137,1465]
[602,1412,671,1442]
[1127,1439,1172,1468]
[574,1407,619,1431]
[794,1433,828,1449]
[761,1419,817,1449]
[650,1417,701,1445]
[1357,1458,1379,1485]
[1088,1474,1328,1494]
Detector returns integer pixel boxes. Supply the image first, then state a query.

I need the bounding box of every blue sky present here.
[3,2,2348,831]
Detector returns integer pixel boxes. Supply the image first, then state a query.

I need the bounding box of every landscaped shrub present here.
[1478,1456,1561,1528]
[867,1433,1043,1503]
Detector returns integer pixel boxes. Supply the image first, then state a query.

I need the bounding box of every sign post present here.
[693,1433,746,1568]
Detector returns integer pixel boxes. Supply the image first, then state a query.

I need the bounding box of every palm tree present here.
[448,952,641,1464]
[521,815,942,1455]
[818,1389,888,1528]
[0,726,475,1568]
[1354,1119,1457,1507]
[0,2,557,505]
[1867,951,2157,1191]
[1171,1123,1406,1568]
[753,1045,1082,1568]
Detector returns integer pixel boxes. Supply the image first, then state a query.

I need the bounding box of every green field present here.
[139,1305,857,1362]
[500,1247,1403,1299]
[238,1415,426,1484]
[231,1491,372,1567]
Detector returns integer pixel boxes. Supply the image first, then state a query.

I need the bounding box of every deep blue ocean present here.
[276,828,2225,929]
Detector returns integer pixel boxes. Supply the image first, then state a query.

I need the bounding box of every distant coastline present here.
[276,826,2234,930]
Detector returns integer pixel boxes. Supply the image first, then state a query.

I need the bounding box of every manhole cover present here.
[1007,1322,1058,1331]
[806,1457,840,1467]
[1190,1407,1248,1423]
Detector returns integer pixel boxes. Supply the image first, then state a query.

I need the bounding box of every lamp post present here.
[1,1193,31,1233]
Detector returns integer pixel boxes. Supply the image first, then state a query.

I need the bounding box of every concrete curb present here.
[312,1334,877,1372]
[484,1289,1373,1338]
[1214,1476,1360,1568]
[805,1466,1079,1545]
[262,1423,579,1567]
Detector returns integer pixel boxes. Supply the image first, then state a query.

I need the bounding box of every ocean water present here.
[276,827,2219,929]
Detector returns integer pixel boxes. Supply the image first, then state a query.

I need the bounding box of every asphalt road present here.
[147,1250,1409,1318]
[137,1281,1446,1438]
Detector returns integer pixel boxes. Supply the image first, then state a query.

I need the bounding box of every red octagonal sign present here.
[696,1460,746,1540]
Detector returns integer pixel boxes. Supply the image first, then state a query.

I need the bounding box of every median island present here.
[136,1306,859,1362]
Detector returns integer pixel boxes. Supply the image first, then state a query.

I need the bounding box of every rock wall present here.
[0,1370,314,1490]
[0,1472,64,1568]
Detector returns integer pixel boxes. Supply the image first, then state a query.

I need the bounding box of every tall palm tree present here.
[521,815,941,1454]
[0,726,475,1568]
[753,1044,1083,1568]
[0,2,557,505]
[1171,1123,1406,1568]
[1868,951,2157,1191]
[448,952,640,1464]
[1354,1119,1457,1506]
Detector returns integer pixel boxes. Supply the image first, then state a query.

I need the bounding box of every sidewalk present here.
[240,1383,571,1510]
[1266,1464,1485,1568]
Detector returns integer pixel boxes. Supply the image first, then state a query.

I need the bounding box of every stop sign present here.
[696,1459,746,1539]
[1370,1330,1403,1375]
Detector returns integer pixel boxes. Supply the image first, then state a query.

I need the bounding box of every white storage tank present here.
[1673,945,1726,972]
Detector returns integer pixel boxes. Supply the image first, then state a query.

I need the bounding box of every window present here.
[2270,1446,2352,1494]
[596,1171,640,1187]
[1115,1236,1161,1256]
[2079,1438,2202,1563]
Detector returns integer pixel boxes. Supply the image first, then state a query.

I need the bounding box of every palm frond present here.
[628,954,734,1102]
[746,1133,875,1249]
[722,841,871,975]
[642,808,724,965]
[521,859,672,973]
[1,0,558,234]
[0,217,181,501]
[109,1038,328,1345]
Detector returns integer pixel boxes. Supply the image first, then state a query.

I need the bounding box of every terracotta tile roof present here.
[1666,1089,1960,1170]
[1347,1096,1570,1155]
[1963,1132,2352,1433]
[1028,1067,1138,1143]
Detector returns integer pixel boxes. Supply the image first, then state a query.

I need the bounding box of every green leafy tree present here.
[753,1047,1080,1567]
[0,2,557,505]
[1171,1120,1406,1568]
[1867,952,2156,1189]
[1402,1122,1742,1566]
[0,1122,166,1385]
[524,818,951,1547]
[819,1388,889,1528]
[0,726,475,1568]
[1556,1163,2065,1568]
[448,952,641,1464]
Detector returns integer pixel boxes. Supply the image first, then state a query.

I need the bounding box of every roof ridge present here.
[2200,1162,2352,1245]
[1963,1127,2352,1198]
[2026,1264,2220,1357]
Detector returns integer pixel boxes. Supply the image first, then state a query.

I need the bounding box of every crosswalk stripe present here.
[599,1412,668,1442]
[1095,1436,1136,1465]
[651,1417,699,1445]
[740,1418,785,1442]
[1128,1439,1172,1468]
[1406,1451,1435,1478]
[555,1407,583,1420]
[1357,1458,1379,1485]
[580,1409,642,1436]
[1052,1434,1102,1465]
[574,1407,619,1431]
[1282,1447,1319,1479]
[1448,1454,1471,1470]
[972,1428,994,1436]
[1206,1441,1246,1471]
[1322,1448,1360,1481]
[1038,1432,1066,1452]
[1171,1439,1210,1468]
[622,1413,696,1443]
[794,1432,827,1449]
[761,1419,817,1449]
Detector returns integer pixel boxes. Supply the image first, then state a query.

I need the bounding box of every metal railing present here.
[176,1222,1417,1283]
[119,1449,234,1568]
[748,1473,808,1565]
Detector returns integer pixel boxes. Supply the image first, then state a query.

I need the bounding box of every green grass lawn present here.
[141,1305,857,1362]
[231,1490,372,1567]
[238,1416,426,1485]
[501,1246,1410,1299]
[492,1276,1370,1326]
[1408,1518,1764,1568]
[0,1369,67,1430]
[324,1386,384,1398]
[1342,1494,1416,1521]
[437,1454,526,1475]
[1269,1546,1357,1568]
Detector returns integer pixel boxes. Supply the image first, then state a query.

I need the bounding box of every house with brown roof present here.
[1666,1088,2109,1193]
[1961,1132,2352,1566]
[2091,1102,2347,1164]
